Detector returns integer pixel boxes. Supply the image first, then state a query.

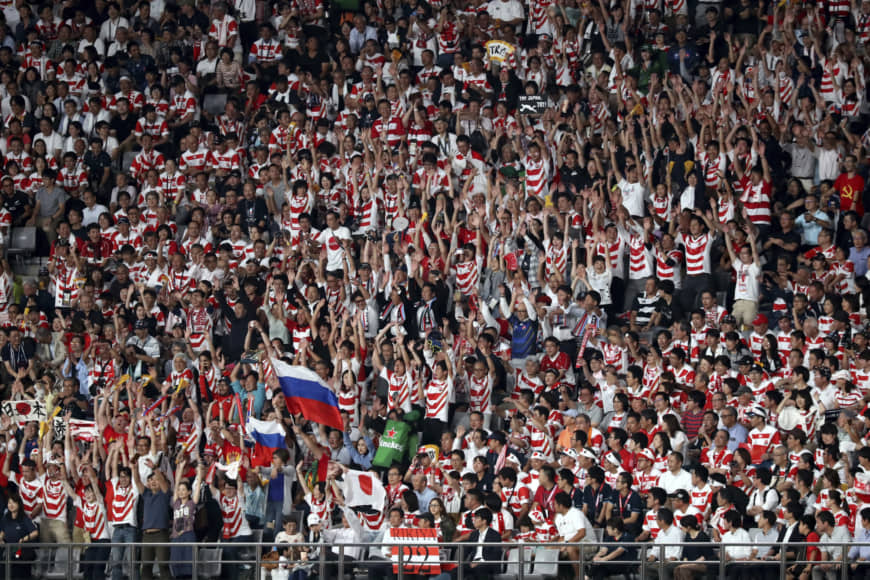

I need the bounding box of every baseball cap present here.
[487,431,507,445]
[721,315,737,325]
[752,314,769,326]
[669,489,690,502]
[816,366,832,379]
[832,370,851,381]
[604,451,622,467]
[738,356,754,367]
[117,216,130,224]
[530,451,547,461]
[134,319,148,330]
[307,514,320,526]
[748,363,765,374]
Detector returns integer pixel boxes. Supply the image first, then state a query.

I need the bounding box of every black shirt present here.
[0,512,36,544]
[3,191,31,222]
[294,50,331,78]
[83,150,112,179]
[683,530,716,561]
[110,112,137,143]
[178,11,209,35]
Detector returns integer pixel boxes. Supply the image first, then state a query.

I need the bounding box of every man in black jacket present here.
[464,508,502,580]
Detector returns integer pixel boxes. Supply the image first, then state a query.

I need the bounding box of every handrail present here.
[5,540,868,579]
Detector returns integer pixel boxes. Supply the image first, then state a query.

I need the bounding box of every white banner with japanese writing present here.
[0,399,48,423]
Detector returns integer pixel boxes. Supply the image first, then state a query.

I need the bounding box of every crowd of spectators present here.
[0,0,868,577]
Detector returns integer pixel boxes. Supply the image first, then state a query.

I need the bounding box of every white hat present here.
[307,514,320,526]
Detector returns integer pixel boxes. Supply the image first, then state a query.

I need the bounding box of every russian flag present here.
[247,418,287,468]
[272,360,345,431]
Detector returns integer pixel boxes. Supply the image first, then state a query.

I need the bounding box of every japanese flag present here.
[342,470,386,511]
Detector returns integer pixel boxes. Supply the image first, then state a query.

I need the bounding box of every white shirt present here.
[316,226,351,271]
[651,524,683,560]
[555,507,592,542]
[618,178,647,217]
[99,16,130,42]
[83,204,109,226]
[722,528,752,560]
[733,261,761,302]
[486,0,524,24]
[657,469,693,495]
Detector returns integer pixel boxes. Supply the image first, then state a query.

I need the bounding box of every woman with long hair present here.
[426,498,456,541]
[0,491,38,580]
[170,460,203,579]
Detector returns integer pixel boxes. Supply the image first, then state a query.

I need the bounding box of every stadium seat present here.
[121,150,138,173]
[495,546,534,580]
[6,226,35,265]
[527,547,560,580]
[197,546,222,579]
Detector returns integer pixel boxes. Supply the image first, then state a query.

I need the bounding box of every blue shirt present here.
[244,484,266,521]
[848,527,870,560]
[414,487,437,510]
[63,356,90,399]
[850,246,870,277]
[795,210,829,245]
[726,423,748,451]
[267,472,284,502]
[141,489,171,530]
[231,381,267,419]
[509,315,539,359]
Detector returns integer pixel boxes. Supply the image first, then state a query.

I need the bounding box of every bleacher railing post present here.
[318,539,326,579]
[518,544,525,580]
[397,542,403,580]
[457,544,464,580]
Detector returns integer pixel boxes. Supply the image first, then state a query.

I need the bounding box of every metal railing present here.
[4,540,869,579]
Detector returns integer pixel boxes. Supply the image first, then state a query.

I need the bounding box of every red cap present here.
[752,314,768,326]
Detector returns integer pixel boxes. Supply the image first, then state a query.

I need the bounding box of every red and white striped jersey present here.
[425,377,453,422]
[678,232,713,276]
[747,425,780,463]
[468,373,493,415]
[42,478,68,522]
[58,166,89,194]
[529,424,553,460]
[454,258,481,296]
[626,232,653,279]
[179,147,209,174]
[525,156,549,198]
[655,247,683,288]
[129,149,165,182]
[108,477,138,526]
[134,117,169,139]
[642,508,661,539]
[219,492,252,539]
[697,151,726,189]
[250,38,282,62]
[208,15,239,48]
[14,473,44,520]
[382,367,413,413]
[739,178,772,226]
[544,240,567,279]
[76,496,110,541]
